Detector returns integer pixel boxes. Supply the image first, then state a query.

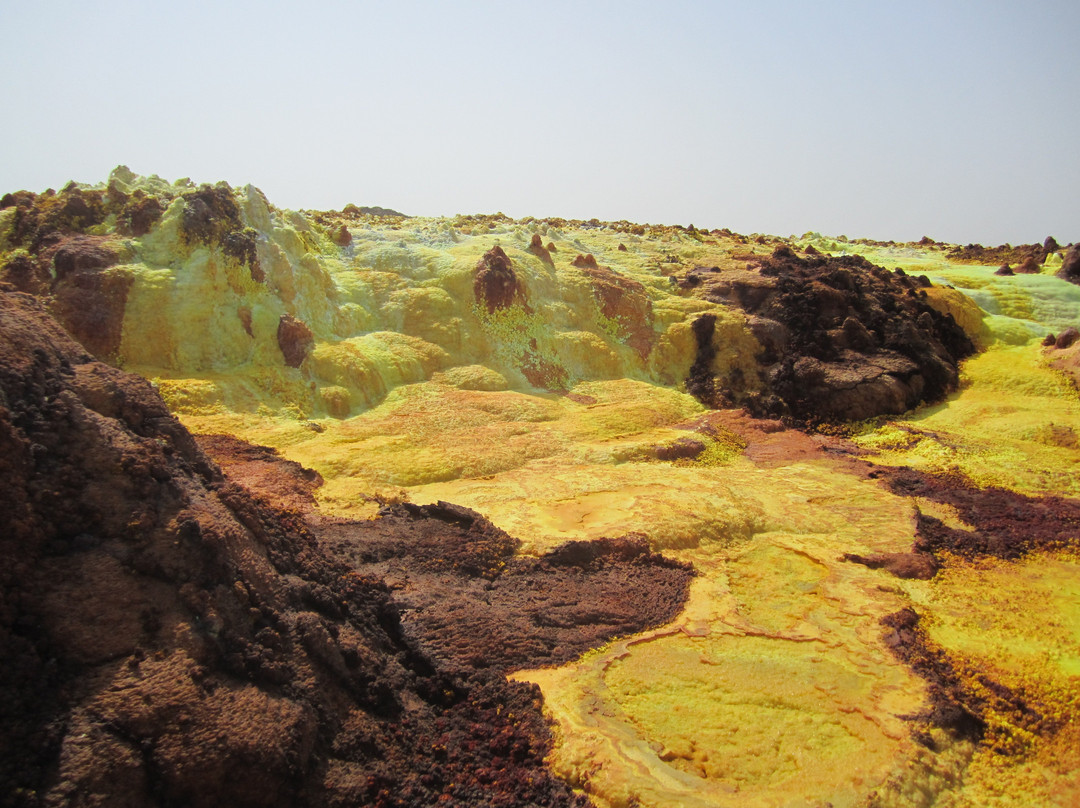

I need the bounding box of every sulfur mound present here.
[0,290,591,807]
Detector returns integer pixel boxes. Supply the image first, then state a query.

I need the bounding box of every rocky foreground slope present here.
[0,291,690,806]
[2,170,1080,807]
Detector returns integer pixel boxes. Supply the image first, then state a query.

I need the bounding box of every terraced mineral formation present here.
[1,169,1078,807]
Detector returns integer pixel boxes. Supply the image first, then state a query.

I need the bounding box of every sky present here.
[1,0,1077,245]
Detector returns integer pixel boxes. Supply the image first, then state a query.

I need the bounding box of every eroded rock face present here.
[0,291,595,808]
[473,245,528,314]
[691,249,975,423]
[581,263,655,360]
[0,253,50,295]
[45,235,133,362]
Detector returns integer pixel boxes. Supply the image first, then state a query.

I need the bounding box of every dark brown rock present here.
[117,192,166,237]
[1016,255,1040,274]
[332,223,352,247]
[995,264,1014,276]
[881,608,1055,750]
[571,253,598,269]
[528,233,552,264]
[686,313,723,408]
[195,434,323,516]
[3,186,108,251]
[843,550,938,579]
[0,190,36,210]
[473,246,528,314]
[50,235,118,280]
[320,508,692,673]
[947,241,1051,266]
[654,437,707,461]
[1055,327,1079,349]
[880,466,1080,559]
[1059,244,1080,284]
[690,250,975,423]
[180,184,243,245]
[276,314,314,368]
[39,235,132,362]
[0,253,50,295]
[519,341,569,391]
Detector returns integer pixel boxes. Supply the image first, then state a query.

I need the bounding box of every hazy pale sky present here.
[1,0,1077,244]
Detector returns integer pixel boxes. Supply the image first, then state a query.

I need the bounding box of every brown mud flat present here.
[881,608,1056,753]
[877,465,1080,559]
[858,467,1080,757]
[319,505,692,674]
[845,458,1080,577]
[195,435,693,675]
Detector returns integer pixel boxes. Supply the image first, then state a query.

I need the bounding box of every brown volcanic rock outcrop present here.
[0,185,139,362]
[195,434,325,517]
[0,291,593,807]
[474,245,528,314]
[946,239,1058,266]
[199,444,692,673]
[0,185,108,252]
[1058,244,1080,285]
[116,191,167,237]
[0,253,50,296]
[528,233,553,264]
[0,234,133,363]
[320,505,693,673]
[689,248,975,423]
[277,313,315,368]
[180,184,262,280]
